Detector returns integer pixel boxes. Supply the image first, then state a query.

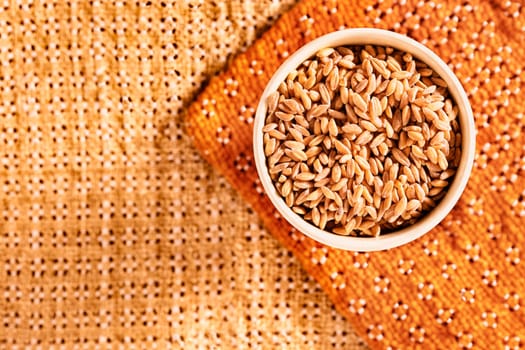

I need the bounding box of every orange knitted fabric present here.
[186,0,525,348]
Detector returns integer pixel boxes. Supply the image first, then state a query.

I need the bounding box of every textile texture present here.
[0,1,369,349]
[186,0,525,349]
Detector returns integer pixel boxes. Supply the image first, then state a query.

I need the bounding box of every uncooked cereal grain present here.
[262,44,461,236]
[267,91,280,114]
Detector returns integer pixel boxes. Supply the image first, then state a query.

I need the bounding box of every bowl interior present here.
[253,29,475,251]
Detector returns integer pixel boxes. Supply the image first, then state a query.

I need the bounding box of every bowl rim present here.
[253,28,476,251]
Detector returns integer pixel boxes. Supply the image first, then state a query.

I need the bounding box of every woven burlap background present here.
[186,0,525,349]
[0,1,369,349]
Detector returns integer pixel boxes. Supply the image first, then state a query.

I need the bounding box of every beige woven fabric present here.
[0,1,368,348]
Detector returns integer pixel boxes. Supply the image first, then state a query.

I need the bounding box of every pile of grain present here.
[262,45,461,236]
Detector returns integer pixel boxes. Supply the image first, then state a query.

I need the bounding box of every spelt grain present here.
[328,118,338,137]
[263,44,461,236]
[355,130,373,145]
[332,178,348,192]
[319,83,331,105]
